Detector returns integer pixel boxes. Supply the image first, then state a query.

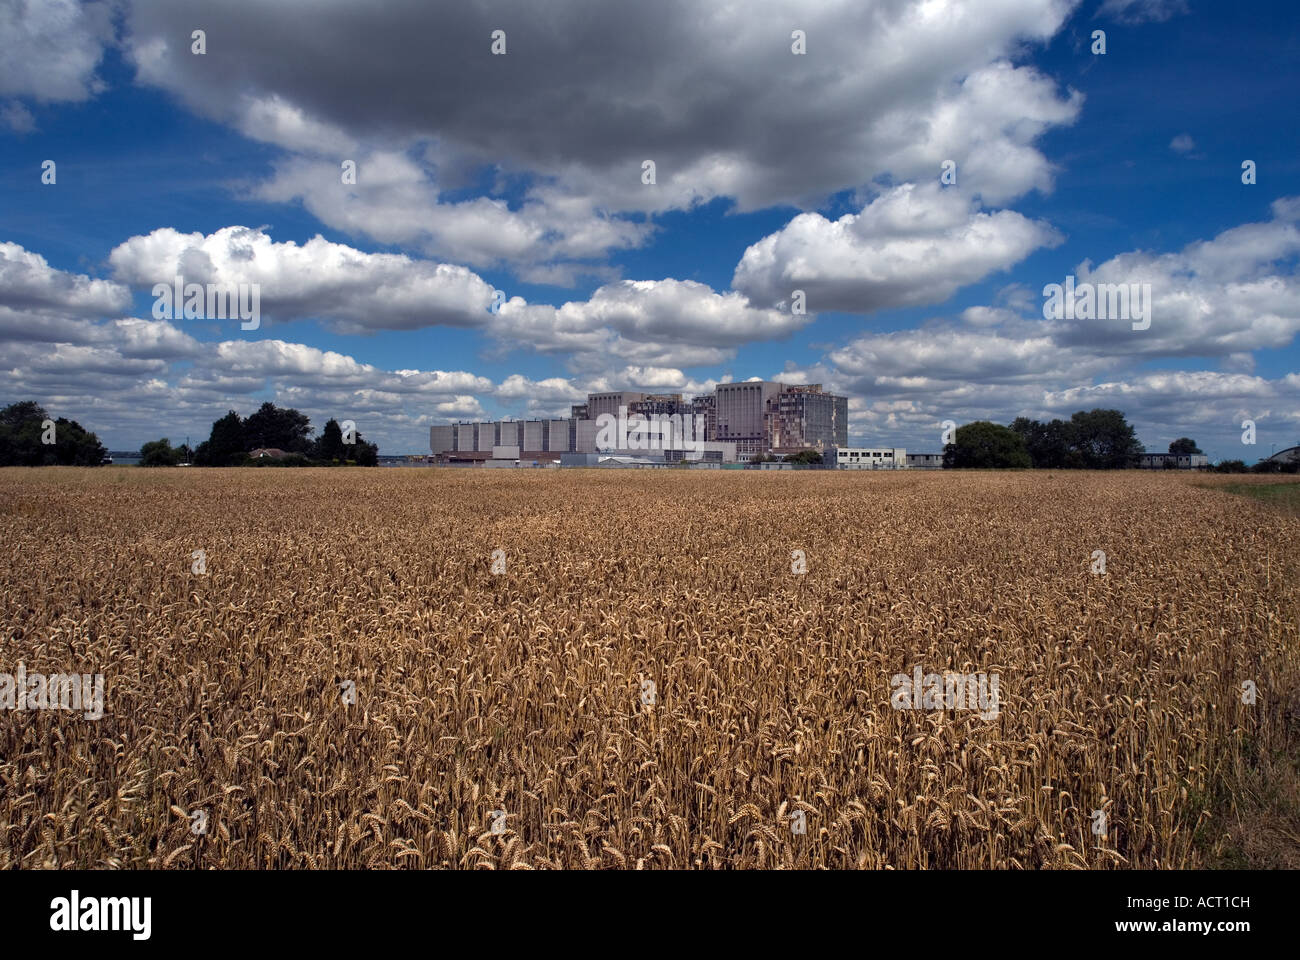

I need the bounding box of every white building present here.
[906,453,944,470]
[1139,453,1210,469]
[824,446,907,469]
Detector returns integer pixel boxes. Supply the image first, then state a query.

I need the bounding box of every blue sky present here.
[1,0,1297,459]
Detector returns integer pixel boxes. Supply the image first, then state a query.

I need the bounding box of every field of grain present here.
[1,468,1296,869]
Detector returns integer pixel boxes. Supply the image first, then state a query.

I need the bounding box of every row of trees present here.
[139,439,192,466]
[943,409,1221,469]
[178,402,378,466]
[0,401,107,466]
[1212,458,1298,474]
[943,410,1145,469]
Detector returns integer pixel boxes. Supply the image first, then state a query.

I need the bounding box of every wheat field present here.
[1,467,1296,869]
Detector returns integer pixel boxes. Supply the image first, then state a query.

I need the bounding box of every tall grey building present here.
[715,381,782,458]
[586,391,646,424]
[766,384,848,452]
[691,394,716,441]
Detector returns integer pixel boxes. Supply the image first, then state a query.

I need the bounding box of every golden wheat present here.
[0,467,1296,868]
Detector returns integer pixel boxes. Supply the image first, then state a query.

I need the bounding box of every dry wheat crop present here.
[1,467,1296,869]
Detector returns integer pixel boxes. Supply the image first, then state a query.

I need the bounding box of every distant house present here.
[249,447,289,459]
[1139,453,1209,469]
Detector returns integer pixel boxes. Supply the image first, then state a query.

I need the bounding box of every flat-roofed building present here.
[766,383,848,453]
[430,424,455,456]
[825,446,907,469]
[521,420,544,452]
[661,441,736,463]
[716,381,781,458]
[906,453,944,469]
[431,382,842,463]
[575,419,599,453]
[546,419,570,451]
[1139,453,1210,469]
[628,393,688,418]
[497,421,519,448]
[691,394,716,441]
[587,391,646,424]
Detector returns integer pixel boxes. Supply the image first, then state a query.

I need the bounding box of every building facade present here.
[586,391,646,424]
[765,384,848,453]
[825,446,907,469]
[715,381,782,459]
[432,384,848,463]
[628,393,689,418]
[906,453,944,469]
[1139,453,1210,469]
[691,394,717,441]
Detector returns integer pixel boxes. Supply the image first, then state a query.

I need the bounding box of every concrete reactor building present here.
[430,382,849,464]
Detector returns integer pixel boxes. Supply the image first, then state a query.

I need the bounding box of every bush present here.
[139,438,181,467]
[0,401,107,466]
[1214,460,1250,473]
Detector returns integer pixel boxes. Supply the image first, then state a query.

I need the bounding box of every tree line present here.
[940,408,1291,471]
[0,401,107,465]
[0,399,377,467]
[943,409,1145,469]
[180,402,378,466]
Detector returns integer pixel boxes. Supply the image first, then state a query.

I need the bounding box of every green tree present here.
[1069,409,1143,469]
[193,410,247,466]
[784,449,824,465]
[350,433,379,466]
[943,421,1031,469]
[1168,437,1202,455]
[312,418,378,465]
[0,401,107,466]
[314,418,345,462]
[1011,417,1079,469]
[244,402,312,453]
[1213,459,1249,473]
[139,438,181,466]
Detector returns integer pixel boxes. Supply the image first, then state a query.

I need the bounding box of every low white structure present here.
[1139,453,1210,469]
[906,453,944,469]
[825,446,907,469]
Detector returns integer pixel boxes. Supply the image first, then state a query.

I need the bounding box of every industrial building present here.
[714,381,780,458]
[765,383,849,456]
[691,394,716,443]
[715,381,847,460]
[431,383,847,464]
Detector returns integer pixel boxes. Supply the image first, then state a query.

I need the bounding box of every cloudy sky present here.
[1,0,1297,459]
